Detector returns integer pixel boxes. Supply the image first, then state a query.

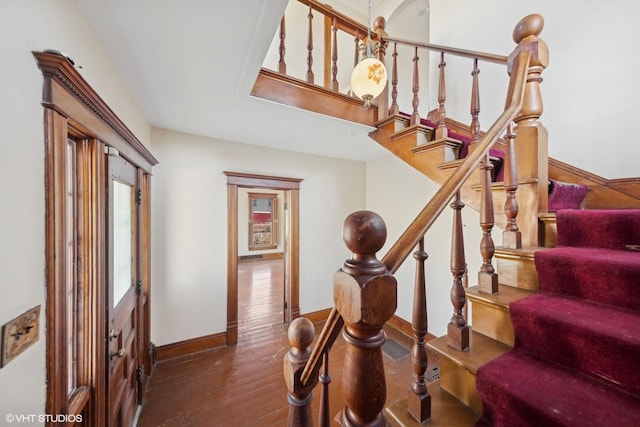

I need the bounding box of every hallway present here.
[137,259,435,426]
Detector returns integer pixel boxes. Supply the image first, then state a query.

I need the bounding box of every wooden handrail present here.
[382,49,530,275]
[300,307,344,386]
[383,36,508,64]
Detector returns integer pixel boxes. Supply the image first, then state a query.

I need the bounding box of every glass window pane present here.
[113,180,133,307]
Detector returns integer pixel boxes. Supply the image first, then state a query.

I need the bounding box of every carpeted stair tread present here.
[556,209,640,249]
[510,293,640,395]
[476,350,640,427]
[535,246,640,311]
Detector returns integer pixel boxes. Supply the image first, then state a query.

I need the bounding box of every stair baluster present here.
[435,52,448,139]
[478,152,499,294]
[410,46,420,126]
[408,237,431,422]
[284,317,316,427]
[331,17,339,92]
[503,122,522,248]
[389,42,399,115]
[334,211,397,426]
[470,58,480,144]
[318,352,331,427]
[278,16,287,74]
[306,4,314,84]
[447,191,470,351]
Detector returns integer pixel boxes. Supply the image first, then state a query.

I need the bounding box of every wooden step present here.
[467,284,534,346]
[495,246,545,291]
[385,381,479,427]
[427,331,510,414]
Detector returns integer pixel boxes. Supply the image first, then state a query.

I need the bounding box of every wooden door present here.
[107,154,140,427]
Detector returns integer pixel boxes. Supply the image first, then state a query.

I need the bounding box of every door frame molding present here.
[224,172,302,345]
[35,51,157,426]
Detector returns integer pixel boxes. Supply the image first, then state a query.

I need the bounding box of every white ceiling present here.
[73,0,397,162]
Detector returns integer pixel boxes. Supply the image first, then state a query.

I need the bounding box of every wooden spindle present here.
[318,352,331,427]
[410,46,420,126]
[389,42,399,116]
[436,52,448,139]
[478,153,498,294]
[352,31,360,98]
[284,317,316,427]
[334,211,396,427]
[306,4,314,84]
[331,17,339,92]
[448,192,469,351]
[470,58,480,144]
[278,16,287,74]
[373,17,389,120]
[408,238,431,423]
[502,122,522,248]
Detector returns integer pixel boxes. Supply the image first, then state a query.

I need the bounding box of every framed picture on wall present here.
[248,193,278,250]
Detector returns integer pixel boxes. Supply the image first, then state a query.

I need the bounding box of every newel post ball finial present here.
[373,16,386,32]
[287,317,315,358]
[513,13,544,44]
[342,210,387,275]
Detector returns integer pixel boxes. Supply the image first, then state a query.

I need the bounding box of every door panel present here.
[107,154,139,427]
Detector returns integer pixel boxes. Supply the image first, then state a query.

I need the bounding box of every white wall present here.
[150,128,365,346]
[366,153,482,337]
[238,188,284,256]
[429,0,640,179]
[0,0,150,419]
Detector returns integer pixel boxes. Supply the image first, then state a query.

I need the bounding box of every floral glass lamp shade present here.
[351,56,387,108]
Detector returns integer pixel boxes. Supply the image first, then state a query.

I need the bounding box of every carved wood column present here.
[408,238,431,423]
[373,17,389,121]
[278,16,287,74]
[448,192,470,351]
[334,211,396,427]
[306,4,314,84]
[509,14,549,246]
[503,122,522,248]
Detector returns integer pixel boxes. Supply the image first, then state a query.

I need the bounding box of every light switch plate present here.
[1,305,40,368]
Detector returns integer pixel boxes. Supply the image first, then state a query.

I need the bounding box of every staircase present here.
[254,2,640,426]
[476,209,640,426]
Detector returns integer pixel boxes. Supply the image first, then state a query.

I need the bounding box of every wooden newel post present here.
[373,17,389,121]
[508,13,549,246]
[284,317,316,427]
[334,211,397,426]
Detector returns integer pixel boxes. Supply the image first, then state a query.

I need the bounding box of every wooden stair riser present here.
[469,300,514,347]
[439,358,483,415]
[412,136,462,163]
[539,213,557,247]
[495,251,539,291]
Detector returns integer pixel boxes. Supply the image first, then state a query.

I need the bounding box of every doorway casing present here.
[224,172,302,345]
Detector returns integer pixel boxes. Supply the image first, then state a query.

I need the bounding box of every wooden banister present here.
[382,49,530,275]
[382,36,508,65]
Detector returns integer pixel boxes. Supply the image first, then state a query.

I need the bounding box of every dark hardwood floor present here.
[137,258,441,426]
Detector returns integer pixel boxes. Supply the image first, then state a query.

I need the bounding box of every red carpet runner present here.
[475,209,640,426]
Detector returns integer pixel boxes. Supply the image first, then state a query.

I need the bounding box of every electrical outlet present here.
[1,305,40,368]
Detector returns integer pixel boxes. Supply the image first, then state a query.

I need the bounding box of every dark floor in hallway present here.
[137,258,439,426]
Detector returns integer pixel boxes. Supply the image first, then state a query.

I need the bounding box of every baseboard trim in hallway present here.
[153,332,227,362]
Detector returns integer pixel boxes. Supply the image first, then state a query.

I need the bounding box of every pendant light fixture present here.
[350,0,387,108]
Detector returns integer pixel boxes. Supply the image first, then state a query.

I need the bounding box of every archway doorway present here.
[224,172,302,345]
